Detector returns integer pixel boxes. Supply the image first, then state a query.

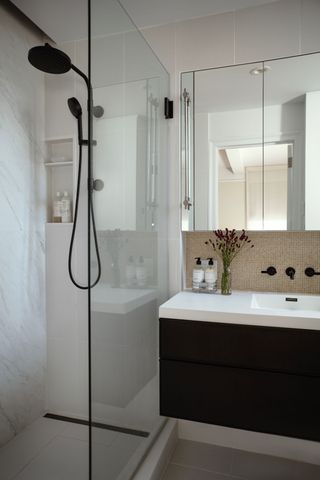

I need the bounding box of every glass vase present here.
[221,263,232,295]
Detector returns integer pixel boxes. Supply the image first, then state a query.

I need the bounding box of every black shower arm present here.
[71,64,93,111]
[70,65,95,149]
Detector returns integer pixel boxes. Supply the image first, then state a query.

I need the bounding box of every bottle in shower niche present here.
[192,257,204,291]
[61,191,72,223]
[205,258,218,292]
[126,256,136,287]
[136,256,147,287]
[53,191,62,223]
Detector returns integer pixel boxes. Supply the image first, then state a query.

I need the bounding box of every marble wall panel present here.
[0,2,46,446]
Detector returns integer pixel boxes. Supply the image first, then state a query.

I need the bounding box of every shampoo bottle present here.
[53,191,62,223]
[61,191,72,223]
[192,257,204,291]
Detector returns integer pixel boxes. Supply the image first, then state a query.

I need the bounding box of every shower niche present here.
[44,136,75,223]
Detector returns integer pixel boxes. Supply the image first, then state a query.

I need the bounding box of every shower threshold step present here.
[44,413,149,437]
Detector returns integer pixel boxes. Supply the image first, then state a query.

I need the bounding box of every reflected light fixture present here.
[250,65,272,75]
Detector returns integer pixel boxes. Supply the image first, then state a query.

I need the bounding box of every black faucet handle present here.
[261,266,277,276]
[285,267,296,280]
[305,267,320,277]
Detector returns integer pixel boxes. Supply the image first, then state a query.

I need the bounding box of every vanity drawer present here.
[160,359,320,441]
[160,318,320,376]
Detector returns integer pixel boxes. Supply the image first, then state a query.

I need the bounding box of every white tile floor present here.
[162,440,320,480]
[0,417,144,480]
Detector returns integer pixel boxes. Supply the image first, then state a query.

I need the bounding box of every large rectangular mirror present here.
[181,52,320,231]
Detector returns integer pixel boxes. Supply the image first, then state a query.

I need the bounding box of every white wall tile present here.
[235,0,301,63]
[301,0,320,54]
[175,13,235,72]
[142,23,176,74]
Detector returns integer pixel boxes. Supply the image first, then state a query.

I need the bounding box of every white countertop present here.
[159,291,320,330]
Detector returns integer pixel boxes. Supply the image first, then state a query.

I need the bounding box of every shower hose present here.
[68,142,101,289]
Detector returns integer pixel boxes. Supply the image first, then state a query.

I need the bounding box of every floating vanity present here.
[159,291,320,441]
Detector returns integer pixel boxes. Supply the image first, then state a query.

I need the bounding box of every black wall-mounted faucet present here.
[261,266,277,276]
[286,267,296,280]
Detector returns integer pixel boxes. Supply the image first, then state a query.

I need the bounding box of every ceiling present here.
[11,0,278,43]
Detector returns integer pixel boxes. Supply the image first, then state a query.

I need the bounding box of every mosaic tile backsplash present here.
[184,231,320,294]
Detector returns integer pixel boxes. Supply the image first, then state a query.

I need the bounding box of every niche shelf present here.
[45,136,76,223]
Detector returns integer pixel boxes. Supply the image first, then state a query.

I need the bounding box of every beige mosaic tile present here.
[184,231,320,294]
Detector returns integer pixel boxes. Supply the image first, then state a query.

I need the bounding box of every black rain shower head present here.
[68,97,82,119]
[28,43,72,74]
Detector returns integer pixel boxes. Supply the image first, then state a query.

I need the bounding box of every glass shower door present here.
[89,1,169,478]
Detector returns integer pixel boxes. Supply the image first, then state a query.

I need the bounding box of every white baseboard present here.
[133,419,178,480]
[179,420,320,465]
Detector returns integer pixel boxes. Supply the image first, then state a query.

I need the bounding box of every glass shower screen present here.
[89,1,169,478]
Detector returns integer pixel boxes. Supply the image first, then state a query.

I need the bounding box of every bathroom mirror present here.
[181,51,320,231]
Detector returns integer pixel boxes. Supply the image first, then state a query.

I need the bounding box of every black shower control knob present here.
[305,267,320,277]
[261,266,277,276]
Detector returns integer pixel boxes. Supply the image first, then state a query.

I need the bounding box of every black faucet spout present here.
[286,267,296,280]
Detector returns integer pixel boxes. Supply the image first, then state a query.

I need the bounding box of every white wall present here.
[140,0,320,462]
[219,181,246,229]
[0,3,46,446]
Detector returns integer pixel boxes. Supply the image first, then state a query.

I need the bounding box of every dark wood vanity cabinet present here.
[159,318,320,441]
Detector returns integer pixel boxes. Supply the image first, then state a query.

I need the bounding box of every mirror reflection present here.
[181,52,320,231]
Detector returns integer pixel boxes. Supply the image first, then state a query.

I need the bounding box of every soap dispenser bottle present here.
[205,258,218,292]
[192,257,205,291]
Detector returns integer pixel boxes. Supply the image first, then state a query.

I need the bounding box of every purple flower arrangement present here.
[205,229,254,294]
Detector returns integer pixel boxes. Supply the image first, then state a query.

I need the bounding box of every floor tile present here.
[0,417,69,480]
[91,434,144,480]
[162,464,243,480]
[13,435,88,480]
[231,449,320,480]
[171,440,233,475]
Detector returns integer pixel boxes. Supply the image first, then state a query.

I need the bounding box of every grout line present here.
[298,0,302,55]
[170,460,232,476]
[233,10,236,65]
[168,462,246,479]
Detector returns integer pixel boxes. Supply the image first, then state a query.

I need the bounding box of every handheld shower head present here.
[28,43,72,74]
[67,97,83,145]
[68,97,82,119]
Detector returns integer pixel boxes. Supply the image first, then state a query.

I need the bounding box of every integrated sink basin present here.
[159,291,320,330]
[251,293,320,312]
